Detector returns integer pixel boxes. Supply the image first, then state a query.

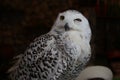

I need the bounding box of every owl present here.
[8,10,91,80]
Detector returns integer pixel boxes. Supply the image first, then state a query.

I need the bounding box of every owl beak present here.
[64,23,70,31]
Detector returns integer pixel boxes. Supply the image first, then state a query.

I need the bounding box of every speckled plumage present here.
[8,10,91,80]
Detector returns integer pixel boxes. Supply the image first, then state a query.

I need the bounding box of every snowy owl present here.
[8,10,91,80]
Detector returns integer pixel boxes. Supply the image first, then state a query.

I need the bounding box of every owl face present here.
[51,10,91,41]
[52,10,91,34]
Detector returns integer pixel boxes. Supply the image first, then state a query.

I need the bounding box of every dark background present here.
[0,0,120,79]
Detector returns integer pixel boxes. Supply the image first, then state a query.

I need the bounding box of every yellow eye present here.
[60,15,65,20]
[74,18,82,22]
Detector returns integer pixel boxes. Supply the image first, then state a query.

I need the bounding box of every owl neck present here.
[50,29,90,42]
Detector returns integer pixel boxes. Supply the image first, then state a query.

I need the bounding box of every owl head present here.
[51,10,91,40]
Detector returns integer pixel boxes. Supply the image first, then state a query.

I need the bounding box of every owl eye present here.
[60,15,65,20]
[74,18,82,22]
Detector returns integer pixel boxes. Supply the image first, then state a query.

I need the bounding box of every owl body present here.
[9,10,91,80]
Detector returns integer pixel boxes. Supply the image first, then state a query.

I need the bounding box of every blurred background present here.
[0,0,120,80]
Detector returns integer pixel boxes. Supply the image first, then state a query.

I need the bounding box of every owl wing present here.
[9,33,67,80]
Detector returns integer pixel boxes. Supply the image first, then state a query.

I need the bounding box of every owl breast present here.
[58,31,91,80]
[62,31,90,58]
